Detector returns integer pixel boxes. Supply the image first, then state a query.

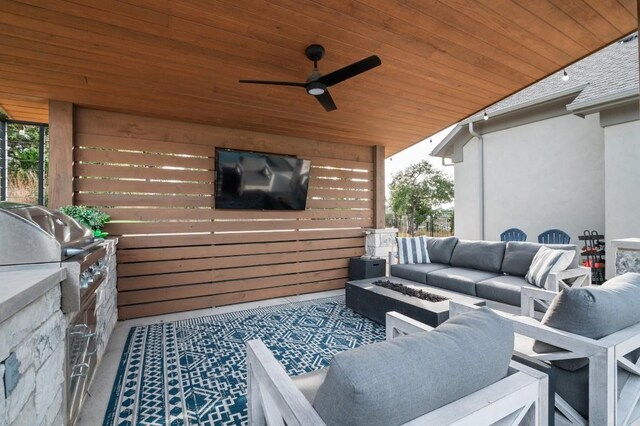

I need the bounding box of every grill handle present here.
[64,247,85,257]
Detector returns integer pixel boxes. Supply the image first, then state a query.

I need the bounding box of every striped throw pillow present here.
[525,246,575,288]
[397,236,431,264]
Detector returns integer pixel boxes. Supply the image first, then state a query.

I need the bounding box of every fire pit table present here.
[346,276,486,327]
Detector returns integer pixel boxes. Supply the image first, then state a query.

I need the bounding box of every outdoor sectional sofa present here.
[390,237,591,312]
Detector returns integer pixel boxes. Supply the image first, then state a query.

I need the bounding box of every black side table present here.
[348,256,386,280]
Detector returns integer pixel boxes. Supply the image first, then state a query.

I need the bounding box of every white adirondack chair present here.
[451,288,640,426]
[246,311,549,426]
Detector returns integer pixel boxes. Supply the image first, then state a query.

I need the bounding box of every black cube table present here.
[346,277,486,327]
[348,256,386,281]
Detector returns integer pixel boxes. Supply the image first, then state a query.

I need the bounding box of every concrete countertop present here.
[0,266,67,324]
[612,238,640,250]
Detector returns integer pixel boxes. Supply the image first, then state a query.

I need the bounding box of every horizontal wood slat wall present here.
[73,108,376,319]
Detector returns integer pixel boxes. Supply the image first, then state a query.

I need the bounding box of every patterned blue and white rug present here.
[103,296,384,426]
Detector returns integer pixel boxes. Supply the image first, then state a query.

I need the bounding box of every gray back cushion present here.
[534,273,640,371]
[449,240,506,273]
[313,308,514,426]
[426,236,458,264]
[502,242,579,276]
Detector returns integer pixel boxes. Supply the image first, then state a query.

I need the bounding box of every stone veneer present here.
[365,228,398,259]
[95,240,118,361]
[0,284,66,426]
[0,239,117,426]
[612,238,640,276]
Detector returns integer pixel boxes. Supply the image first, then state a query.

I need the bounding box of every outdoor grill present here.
[0,202,109,425]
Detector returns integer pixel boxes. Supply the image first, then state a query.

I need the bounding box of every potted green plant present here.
[59,205,110,238]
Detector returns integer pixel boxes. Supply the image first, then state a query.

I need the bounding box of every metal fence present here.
[387,213,454,237]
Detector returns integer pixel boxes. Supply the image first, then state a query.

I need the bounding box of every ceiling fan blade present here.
[238,80,306,87]
[317,55,381,87]
[314,90,337,112]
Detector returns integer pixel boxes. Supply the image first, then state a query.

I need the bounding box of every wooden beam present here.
[374,144,385,229]
[48,100,73,208]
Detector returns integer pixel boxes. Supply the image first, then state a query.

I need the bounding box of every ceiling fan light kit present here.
[306,81,326,96]
[239,44,381,112]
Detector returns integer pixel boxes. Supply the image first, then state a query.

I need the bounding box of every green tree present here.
[6,124,46,175]
[389,160,454,236]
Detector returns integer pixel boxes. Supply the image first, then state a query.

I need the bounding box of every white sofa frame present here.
[247,311,549,426]
[451,288,640,426]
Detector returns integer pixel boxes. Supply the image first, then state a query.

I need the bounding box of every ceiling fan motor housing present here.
[305,44,325,62]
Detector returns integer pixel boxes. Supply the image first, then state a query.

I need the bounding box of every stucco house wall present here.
[482,113,605,243]
[453,113,606,243]
[453,138,482,240]
[604,118,640,277]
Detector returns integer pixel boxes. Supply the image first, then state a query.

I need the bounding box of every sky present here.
[384,125,456,201]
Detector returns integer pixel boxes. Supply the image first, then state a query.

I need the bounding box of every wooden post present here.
[48,101,74,208]
[0,120,6,201]
[373,145,385,229]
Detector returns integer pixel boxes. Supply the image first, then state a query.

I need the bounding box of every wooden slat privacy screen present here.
[73,108,376,319]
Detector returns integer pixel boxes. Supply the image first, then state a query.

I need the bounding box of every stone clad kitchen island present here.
[0,239,117,426]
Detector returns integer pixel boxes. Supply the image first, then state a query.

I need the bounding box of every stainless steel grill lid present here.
[0,202,96,265]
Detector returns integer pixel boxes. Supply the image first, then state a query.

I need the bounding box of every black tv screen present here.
[215,149,311,210]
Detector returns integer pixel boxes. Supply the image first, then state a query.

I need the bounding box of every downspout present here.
[469,121,485,240]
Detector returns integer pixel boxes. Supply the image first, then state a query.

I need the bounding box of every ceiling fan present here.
[239,44,381,112]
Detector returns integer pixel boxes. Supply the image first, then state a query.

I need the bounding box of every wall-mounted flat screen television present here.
[215,149,311,210]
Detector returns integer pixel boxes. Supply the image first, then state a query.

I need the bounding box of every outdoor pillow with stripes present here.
[525,246,575,288]
[397,236,431,264]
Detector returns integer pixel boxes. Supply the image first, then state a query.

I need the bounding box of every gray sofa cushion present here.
[553,358,637,420]
[390,263,450,284]
[312,308,514,426]
[292,368,328,403]
[476,275,537,307]
[426,267,501,296]
[449,240,506,273]
[534,273,640,371]
[502,242,579,276]
[425,236,458,264]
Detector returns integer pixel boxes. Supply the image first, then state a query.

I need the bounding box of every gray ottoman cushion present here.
[425,236,459,264]
[312,308,514,426]
[502,242,579,276]
[292,368,328,403]
[476,275,536,307]
[427,267,500,296]
[534,273,640,371]
[390,263,449,284]
[449,240,506,273]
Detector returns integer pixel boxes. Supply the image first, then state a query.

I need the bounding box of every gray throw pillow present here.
[502,242,579,276]
[533,273,640,371]
[313,308,513,426]
[425,236,458,264]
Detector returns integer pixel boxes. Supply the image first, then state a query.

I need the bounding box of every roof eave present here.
[567,88,640,117]
[430,84,588,159]
[430,123,465,158]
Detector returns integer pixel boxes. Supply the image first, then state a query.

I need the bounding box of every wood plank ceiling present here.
[0,0,636,156]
